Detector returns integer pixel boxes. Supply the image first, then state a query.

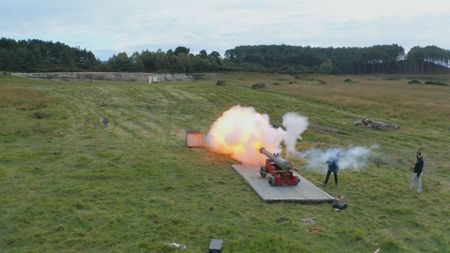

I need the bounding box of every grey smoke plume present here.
[282,112,309,155]
[300,146,375,172]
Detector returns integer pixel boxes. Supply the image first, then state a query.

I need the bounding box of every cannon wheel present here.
[268,175,276,186]
[259,167,267,178]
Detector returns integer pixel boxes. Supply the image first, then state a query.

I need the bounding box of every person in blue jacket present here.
[324,156,339,186]
[409,150,424,193]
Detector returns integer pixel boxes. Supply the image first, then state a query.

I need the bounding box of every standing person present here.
[409,150,424,193]
[324,156,339,186]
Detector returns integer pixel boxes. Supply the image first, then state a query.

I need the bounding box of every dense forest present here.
[225,44,450,74]
[1,38,450,74]
[0,38,98,72]
[106,46,236,73]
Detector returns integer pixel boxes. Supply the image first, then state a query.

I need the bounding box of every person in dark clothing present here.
[324,157,339,186]
[409,150,424,193]
[332,195,348,210]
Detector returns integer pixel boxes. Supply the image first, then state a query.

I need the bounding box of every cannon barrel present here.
[259,147,292,170]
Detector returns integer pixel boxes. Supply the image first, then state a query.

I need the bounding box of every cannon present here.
[259,147,300,186]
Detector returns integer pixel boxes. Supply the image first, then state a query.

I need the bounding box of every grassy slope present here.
[0,73,449,252]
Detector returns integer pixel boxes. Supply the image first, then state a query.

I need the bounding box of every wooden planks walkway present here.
[232,164,334,203]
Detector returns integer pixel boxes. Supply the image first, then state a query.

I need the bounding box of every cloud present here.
[1,0,449,59]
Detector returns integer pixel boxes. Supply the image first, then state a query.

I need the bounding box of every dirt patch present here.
[0,87,48,110]
[31,111,49,119]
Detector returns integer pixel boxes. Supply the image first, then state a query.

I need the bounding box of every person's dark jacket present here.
[327,159,339,172]
[414,156,424,176]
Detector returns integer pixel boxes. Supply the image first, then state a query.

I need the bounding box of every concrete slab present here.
[232,164,334,203]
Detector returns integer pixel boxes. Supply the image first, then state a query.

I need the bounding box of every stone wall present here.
[13,72,197,82]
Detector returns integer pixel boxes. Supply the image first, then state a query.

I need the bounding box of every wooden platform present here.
[232,164,334,203]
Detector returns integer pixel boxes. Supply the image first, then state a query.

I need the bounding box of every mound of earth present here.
[354,118,399,130]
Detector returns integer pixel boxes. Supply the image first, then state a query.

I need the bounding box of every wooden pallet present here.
[232,164,334,203]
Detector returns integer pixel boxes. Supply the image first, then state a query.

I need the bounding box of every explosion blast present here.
[207,105,308,165]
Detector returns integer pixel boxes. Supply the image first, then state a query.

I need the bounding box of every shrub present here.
[216,80,226,86]
[31,111,48,119]
[317,80,327,85]
[424,81,447,86]
[408,80,421,84]
[251,83,266,89]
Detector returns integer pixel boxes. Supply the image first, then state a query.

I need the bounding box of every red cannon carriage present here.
[259,147,300,186]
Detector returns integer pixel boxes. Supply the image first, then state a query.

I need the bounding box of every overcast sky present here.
[1,0,450,60]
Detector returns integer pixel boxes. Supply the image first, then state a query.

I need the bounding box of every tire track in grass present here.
[151,85,181,105]
[46,87,133,140]
[57,85,161,141]
[45,89,108,140]
[131,119,163,138]
[120,120,153,139]
[164,86,209,102]
[93,84,178,142]
[110,85,169,141]
[136,84,215,144]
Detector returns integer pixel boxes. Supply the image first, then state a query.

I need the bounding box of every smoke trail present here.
[300,146,374,172]
[207,105,308,165]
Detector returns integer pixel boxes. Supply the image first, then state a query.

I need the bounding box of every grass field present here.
[0,72,449,252]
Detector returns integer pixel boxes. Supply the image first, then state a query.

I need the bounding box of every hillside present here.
[0,72,449,252]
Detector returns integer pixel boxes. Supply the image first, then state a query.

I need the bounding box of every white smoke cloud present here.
[282,112,309,155]
[207,105,308,165]
[300,146,375,172]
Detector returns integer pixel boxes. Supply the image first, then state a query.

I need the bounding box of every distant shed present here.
[148,75,159,84]
[186,130,205,148]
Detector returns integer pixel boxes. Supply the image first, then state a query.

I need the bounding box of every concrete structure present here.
[232,164,334,203]
[13,72,196,82]
[148,75,159,84]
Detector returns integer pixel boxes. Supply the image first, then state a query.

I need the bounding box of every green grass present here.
[0,73,449,252]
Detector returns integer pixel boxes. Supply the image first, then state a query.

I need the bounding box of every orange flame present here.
[207,105,285,165]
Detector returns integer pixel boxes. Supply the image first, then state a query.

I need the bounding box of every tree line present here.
[1,37,449,74]
[0,38,98,71]
[225,44,450,74]
[106,46,237,73]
